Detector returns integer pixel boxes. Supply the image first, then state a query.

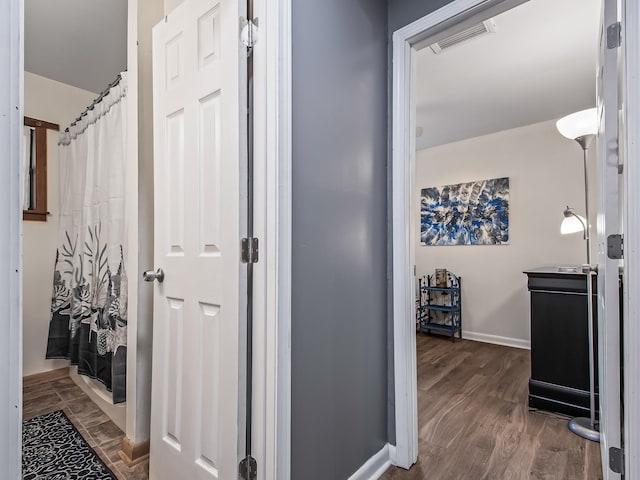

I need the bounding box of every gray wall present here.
[291,1,470,476]
[387,0,454,33]
[291,0,388,478]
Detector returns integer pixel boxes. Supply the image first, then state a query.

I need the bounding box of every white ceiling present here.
[25,0,127,94]
[414,0,601,150]
[25,0,598,143]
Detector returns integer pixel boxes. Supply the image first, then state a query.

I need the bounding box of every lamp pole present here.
[568,133,600,442]
[575,134,593,266]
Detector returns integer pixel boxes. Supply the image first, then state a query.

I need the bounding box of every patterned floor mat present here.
[23,410,117,480]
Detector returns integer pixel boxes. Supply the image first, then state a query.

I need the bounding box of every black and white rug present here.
[23,410,117,480]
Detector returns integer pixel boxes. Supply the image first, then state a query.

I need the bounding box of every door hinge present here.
[607,234,623,260]
[607,21,621,49]
[609,447,624,474]
[240,17,259,48]
[239,455,257,480]
[241,237,259,263]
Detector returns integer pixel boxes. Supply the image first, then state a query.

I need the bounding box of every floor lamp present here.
[556,108,601,443]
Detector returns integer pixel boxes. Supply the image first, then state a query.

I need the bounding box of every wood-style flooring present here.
[23,374,148,480]
[381,334,602,480]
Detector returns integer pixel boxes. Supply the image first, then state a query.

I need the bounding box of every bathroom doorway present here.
[20,1,148,478]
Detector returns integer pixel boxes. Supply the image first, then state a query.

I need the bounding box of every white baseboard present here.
[388,444,397,465]
[462,330,530,350]
[347,443,393,480]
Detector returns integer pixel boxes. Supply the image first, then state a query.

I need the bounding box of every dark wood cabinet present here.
[524,267,598,418]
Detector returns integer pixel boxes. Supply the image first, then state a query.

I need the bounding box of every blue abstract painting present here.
[420,177,509,246]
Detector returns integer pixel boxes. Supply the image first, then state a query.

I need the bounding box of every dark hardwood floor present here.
[24,336,601,480]
[381,334,602,480]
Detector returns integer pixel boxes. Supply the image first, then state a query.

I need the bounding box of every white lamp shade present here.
[561,214,587,235]
[556,108,598,140]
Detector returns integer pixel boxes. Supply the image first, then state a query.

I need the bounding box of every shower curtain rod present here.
[64,72,125,133]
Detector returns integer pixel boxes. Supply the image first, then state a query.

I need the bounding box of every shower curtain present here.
[46,73,128,404]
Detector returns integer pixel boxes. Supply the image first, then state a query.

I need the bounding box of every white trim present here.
[461,331,530,350]
[392,0,529,469]
[392,25,418,470]
[393,0,489,40]
[124,0,139,442]
[253,0,292,478]
[347,444,394,480]
[623,0,640,477]
[0,0,23,477]
[126,0,163,445]
[274,0,293,477]
[252,0,269,476]
[387,444,397,465]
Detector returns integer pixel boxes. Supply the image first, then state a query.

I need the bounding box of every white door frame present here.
[391,0,640,473]
[250,0,292,479]
[0,0,23,477]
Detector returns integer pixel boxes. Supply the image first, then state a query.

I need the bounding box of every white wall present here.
[415,118,597,346]
[23,72,96,376]
[125,0,163,444]
[164,0,183,14]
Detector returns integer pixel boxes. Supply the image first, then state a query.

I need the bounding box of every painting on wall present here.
[420,177,509,246]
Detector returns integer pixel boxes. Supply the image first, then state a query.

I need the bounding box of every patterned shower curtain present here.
[46,73,128,404]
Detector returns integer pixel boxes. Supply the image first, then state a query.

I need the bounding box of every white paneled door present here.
[150,0,243,478]
[597,0,622,478]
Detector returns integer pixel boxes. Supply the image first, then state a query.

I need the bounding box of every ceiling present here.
[414,0,601,150]
[25,0,127,94]
[24,0,599,145]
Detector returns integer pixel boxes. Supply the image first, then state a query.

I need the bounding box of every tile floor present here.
[23,375,149,480]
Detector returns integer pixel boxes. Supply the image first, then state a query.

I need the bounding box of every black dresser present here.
[524,267,598,418]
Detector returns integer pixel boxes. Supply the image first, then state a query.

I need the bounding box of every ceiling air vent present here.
[429,19,497,54]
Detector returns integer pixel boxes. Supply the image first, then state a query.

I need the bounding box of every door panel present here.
[597,0,622,478]
[150,0,242,478]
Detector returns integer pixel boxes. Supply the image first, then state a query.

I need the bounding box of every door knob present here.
[143,268,165,283]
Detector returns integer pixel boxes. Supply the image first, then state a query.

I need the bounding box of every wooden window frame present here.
[23,116,58,221]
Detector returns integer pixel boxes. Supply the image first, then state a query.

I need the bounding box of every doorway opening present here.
[20,1,149,478]
[390,0,623,477]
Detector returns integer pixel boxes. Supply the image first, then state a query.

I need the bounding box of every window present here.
[23,116,58,221]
